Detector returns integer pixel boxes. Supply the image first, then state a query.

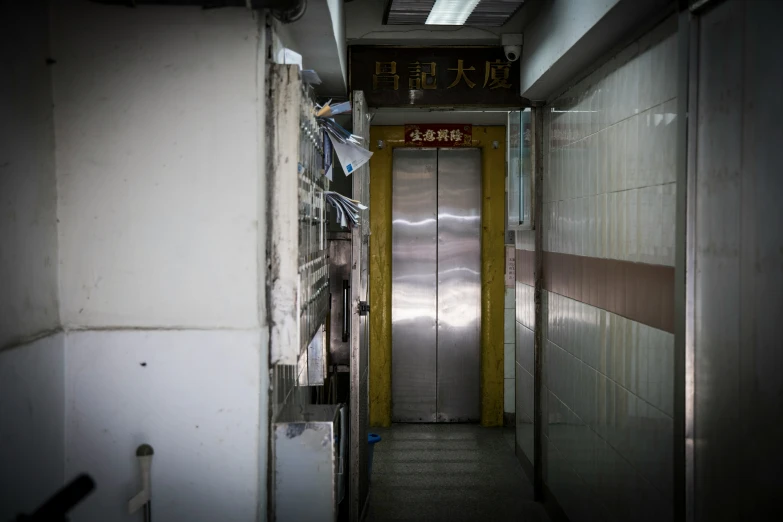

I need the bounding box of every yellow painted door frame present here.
[368,126,506,427]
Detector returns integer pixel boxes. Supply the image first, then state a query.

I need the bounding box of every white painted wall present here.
[46,2,270,520]
[64,330,261,522]
[51,0,262,329]
[0,3,64,518]
[370,109,508,126]
[0,0,59,348]
[281,0,348,96]
[521,0,620,96]
[3,1,274,519]
[327,0,348,90]
[0,333,65,521]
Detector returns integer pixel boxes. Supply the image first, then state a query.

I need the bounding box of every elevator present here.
[391,148,482,422]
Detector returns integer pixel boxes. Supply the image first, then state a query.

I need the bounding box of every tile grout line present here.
[546,334,674,420]
[545,386,673,503]
[547,94,679,147]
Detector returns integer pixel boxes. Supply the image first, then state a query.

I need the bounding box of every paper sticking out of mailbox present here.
[328,134,372,176]
[314,106,372,177]
[315,99,351,118]
[324,191,368,229]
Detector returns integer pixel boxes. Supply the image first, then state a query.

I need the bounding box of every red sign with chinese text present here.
[404,124,473,147]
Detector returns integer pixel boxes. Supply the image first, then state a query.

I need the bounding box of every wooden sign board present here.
[350,46,526,107]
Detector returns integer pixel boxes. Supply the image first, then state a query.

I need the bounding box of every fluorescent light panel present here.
[425,0,482,25]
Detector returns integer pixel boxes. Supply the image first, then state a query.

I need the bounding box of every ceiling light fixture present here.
[425,0,481,25]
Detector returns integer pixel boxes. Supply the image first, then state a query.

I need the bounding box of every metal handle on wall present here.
[342,280,350,342]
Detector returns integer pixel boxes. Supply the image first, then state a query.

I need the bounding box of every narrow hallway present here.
[2,1,782,521]
[366,425,549,522]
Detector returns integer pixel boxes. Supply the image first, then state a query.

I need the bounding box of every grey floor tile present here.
[365,424,550,522]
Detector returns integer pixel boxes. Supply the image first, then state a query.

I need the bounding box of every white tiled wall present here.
[543,17,678,268]
[541,16,678,522]
[514,225,536,461]
[504,286,516,414]
[544,292,674,520]
[515,277,535,463]
[64,329,263,522]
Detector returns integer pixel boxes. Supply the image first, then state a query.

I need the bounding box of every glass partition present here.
[507,108,533,230]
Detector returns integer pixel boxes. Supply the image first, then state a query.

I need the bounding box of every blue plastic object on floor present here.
[368,433,382,478]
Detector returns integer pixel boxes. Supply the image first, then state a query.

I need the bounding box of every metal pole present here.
[531,102,545,503]
[128,444,154,522]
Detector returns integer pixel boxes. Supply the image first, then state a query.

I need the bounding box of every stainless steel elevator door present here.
[391,148,481,423]
[392,148,438,422]
[436,149,482,422]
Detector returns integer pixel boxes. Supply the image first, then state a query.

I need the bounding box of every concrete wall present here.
[0,2,64,519]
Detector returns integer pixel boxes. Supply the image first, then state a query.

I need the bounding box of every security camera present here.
[504,45,522,62]
[502,34,523,63]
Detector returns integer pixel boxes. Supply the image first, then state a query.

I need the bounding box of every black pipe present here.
[17,474,96,522]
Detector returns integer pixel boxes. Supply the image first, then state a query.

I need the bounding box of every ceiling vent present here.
[384,0,525,27]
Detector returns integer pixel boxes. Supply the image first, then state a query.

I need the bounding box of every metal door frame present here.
[349,91,371,522]
[676,3,733,522]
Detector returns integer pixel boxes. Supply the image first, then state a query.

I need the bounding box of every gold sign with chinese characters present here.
[404,124,472,146]
[350,46,526,107]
